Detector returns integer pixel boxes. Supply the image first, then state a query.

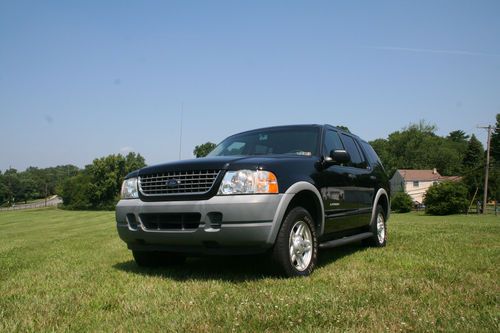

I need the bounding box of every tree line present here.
[2,115,499,212]
[193,116,500,214]
[0,153,145,210]
[370,117,500,202]
[194,117,500,204]
[0,165,79,206]
[373,115,500,214]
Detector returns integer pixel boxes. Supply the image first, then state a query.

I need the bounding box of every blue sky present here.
[1,0,499,171]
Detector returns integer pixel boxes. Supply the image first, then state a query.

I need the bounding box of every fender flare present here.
[370,188,390,225]
[266,181,325,244]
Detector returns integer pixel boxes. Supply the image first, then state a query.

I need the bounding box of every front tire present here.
[272,207,318,277]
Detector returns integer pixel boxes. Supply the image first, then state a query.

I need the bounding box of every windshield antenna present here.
[178,102,183,160]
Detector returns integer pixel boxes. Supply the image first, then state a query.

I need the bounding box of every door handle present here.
[348,174,356,179]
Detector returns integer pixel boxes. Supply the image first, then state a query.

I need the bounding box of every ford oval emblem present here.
[166,179,180,188]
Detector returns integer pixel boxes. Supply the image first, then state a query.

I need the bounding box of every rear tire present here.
[132,251,186,267]
[364,205,387,247]
[272,207,318,277]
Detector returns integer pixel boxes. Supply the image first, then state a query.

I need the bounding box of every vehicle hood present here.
[126,155,318,178]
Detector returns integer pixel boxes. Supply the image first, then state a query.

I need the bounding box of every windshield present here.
[208,127,320,157]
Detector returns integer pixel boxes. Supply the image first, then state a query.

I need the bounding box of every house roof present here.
[396,169,442,181]
[395,169,462,182]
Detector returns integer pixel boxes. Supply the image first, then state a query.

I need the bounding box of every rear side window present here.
[340,134,367,168]
[360,141,383,166]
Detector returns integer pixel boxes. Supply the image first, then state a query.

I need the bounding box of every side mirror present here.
[325,149,350,165]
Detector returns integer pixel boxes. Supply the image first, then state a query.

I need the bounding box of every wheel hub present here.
[289,220,313,271]
[376,213,385,244]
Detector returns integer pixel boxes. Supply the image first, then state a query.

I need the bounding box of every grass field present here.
[0,209,498,332]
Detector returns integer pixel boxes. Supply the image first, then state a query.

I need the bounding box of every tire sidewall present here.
[371,205,387,247]
[273,207,318,277]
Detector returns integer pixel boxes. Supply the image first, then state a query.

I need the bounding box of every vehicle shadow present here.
[317,242,367,267]
[112,242,366,282]
[113,254,274,282]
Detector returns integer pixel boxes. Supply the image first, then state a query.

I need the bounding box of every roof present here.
[395,169,462,182]
[396,169,442,181]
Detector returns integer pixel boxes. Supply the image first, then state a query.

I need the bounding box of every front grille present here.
[139,170,220,196]
[140,213,201,231]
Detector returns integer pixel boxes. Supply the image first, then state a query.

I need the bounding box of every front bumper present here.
[115,194,286,255]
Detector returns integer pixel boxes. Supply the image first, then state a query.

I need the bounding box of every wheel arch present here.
[267,182,325,244]
[371,188,390,225]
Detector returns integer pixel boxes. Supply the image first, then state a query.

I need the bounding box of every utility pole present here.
[483,125,492,214]
[478,125,499,214]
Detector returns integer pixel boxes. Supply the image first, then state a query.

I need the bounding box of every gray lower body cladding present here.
[115,194,286,255]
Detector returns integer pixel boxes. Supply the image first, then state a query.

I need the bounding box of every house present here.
[390,168,461,205]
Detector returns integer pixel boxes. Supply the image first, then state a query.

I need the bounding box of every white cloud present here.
[369,46,500,58]
[119,146,134,154]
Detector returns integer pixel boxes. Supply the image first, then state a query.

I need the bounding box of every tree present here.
[369,138,393,170]
[125,152,146,174]
[489,113,500,201]
[59,152,146,210]
[0,165,81,204]
[369,121,465,177]
[336,125,351,133]
[405,119,437,134]
[423,181,469,215]
[193,142,216,158]
[447,130,469,143]
[492,113,500,161]
[462,134,484,169]
[391,192,413,213]
[0,156,145,209]
[461,134,485,198]
[490,166,500,201]
[86,155,127,209]
[2,168,20,205]
[17,174,37,203]
[58,172,93,210]
[0,172,7,205]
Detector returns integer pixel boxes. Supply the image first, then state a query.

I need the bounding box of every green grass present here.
[0,209,498,332]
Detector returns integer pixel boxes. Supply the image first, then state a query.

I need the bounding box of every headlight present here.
[121,178,139,199]
[218,170,278,195]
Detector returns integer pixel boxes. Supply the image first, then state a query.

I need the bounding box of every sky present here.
[1,0,499,171]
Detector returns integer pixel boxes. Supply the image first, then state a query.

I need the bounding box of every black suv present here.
[116,124,390,277]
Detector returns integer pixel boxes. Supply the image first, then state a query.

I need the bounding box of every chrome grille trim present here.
[138,170,221,196]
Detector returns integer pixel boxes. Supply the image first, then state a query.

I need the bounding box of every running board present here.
[319,232,373,249]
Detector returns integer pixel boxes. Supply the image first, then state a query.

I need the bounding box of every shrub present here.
[423,181,468,215]
[58,152,146,210]
[391,191,413,213]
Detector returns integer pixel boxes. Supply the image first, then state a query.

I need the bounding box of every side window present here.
[324,130,344,155]
[340,134,367,168]
[360,141,383,167]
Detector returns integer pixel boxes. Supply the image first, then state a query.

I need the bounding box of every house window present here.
[413,181,419,187]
